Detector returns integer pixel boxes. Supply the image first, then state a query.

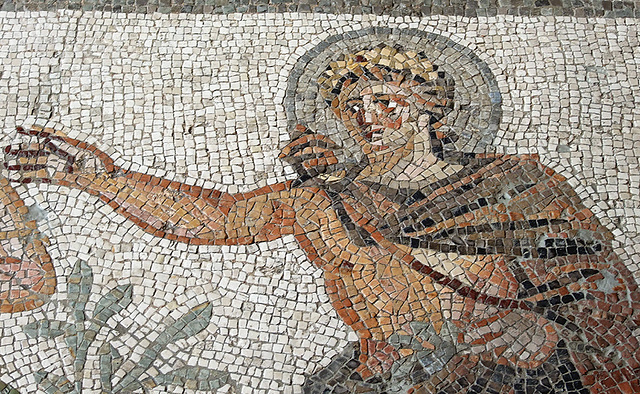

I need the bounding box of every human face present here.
[335,77,451,179]
[279,74,452,186]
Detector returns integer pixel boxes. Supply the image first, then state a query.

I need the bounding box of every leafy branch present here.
[23,260,232,393]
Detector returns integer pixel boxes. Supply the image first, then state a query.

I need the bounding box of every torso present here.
[272,154,640,389]
[282,181,510,345]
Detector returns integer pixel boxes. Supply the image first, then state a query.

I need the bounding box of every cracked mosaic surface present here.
[1,12,640,394]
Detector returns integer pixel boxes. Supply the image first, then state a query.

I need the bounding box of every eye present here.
[344,99,363,114]
[374,94,410,109]
[372,95,390,109]
[346,104,360,114]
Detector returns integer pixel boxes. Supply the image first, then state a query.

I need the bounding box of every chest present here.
[296,189,519,300]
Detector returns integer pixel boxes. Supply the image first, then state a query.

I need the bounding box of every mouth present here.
[359,125,390,151]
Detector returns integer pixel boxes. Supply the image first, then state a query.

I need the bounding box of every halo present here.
[285,27,502,154]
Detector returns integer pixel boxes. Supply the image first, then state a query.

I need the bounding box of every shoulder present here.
[480,153,610,232]
[476,153,560,176]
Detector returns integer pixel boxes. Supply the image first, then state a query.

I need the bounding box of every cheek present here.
[381,107,412,129]
[381,128,412,146]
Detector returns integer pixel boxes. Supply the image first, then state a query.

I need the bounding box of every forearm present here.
[3,127,294,244]
[55,169,296,245]
[56,169,232,244]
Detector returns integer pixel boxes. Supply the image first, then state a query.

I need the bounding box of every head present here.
[318,45,456,179]
[281,45,459,186]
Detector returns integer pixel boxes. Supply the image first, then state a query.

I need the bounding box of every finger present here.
[16,126,116,174]
[16,128,57,145]
[3,176,52,185]
[4,142,50,153]
[1,158,55,183]
[22,125,70,138]
[3,147,50,158]
[1,168,53,184]
[290,148,339,167]
[4,149,49,165]
[11,131,78,164]
[4,154,48,168]
[2,163,49,172]
[280,140,342,160]
[45,141,76,164]
[279,134,342,158]
[17,127,78,152]
[4,141,75,173]
[279,136,312,158]
[302,155,339,169]
[16,126,64,142]
[295,145,339,157]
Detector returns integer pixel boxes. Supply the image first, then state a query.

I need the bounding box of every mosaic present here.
[1,13,640,394]
[2,0,639,17]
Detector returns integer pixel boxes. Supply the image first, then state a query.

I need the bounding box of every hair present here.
[317,44,455,107]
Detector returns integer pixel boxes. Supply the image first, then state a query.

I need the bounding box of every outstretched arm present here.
[3,127,296,245]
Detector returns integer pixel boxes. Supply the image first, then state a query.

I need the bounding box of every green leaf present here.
[34,370,75,394]
[67,260,93,322]
[92,284,133,326]
[23,319,74,339]
[117,378,143,393]
[0,378,21,394]
[144,366,231,391]
[155,302,213,346]
[112,302,213,393]
[64,330,77,358]
[99,344,122,393]
[68,284,132,392]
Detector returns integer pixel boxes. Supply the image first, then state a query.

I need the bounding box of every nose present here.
[363,110,376,125]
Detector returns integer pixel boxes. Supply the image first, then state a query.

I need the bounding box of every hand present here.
[2,126,115,184]
[279,124,345,183]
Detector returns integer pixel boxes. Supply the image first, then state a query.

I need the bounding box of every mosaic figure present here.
[0,178,56,313]
[2,32,639,393]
